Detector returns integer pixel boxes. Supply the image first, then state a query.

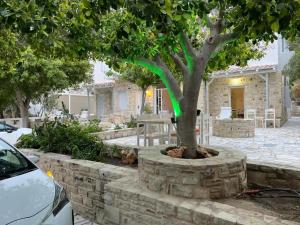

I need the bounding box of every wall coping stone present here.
[139,145,246,167]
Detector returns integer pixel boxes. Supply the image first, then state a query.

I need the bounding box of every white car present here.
[0,122,32,146]
[0,138,74,225]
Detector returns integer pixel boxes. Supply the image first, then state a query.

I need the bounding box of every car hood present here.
[0,169,55,225]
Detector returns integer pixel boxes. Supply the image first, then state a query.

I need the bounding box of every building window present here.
[118,91,128,110]
[156,89,163,114]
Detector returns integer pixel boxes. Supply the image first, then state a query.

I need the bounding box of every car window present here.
[0,123,17,132]
[0,123,6,131]
[0,140,36,180]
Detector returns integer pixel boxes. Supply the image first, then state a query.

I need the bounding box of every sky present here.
[92,61,112,84]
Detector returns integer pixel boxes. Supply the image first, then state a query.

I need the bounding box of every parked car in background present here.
[0,122,32,146]
[0,138,74,225]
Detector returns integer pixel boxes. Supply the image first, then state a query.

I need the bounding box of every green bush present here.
[125,116,137,128]
[82,119,102,133]
[17,133,40,149]
[17,119,110,162]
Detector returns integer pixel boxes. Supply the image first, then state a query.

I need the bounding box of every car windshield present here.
[0,140,36,180]
[0,123,17,132]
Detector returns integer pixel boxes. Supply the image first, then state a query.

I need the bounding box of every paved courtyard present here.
[75,215,98,225]
[107,117,300,168]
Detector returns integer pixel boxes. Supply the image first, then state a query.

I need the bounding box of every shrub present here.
[82,119,102,133]
[16,133,40,149]
[17,119,110,162]
[125,116,137,128]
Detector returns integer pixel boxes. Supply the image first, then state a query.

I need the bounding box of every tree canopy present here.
[0,1,95,127]
[94,0,299,158]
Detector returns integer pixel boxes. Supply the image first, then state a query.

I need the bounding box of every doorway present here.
[231,87,245,118]
[97,94,105,119]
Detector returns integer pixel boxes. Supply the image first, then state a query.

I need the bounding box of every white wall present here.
[248,35,294,71]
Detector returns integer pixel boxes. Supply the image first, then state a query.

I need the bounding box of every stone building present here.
[202,65,289,127]
[92,79,155,123]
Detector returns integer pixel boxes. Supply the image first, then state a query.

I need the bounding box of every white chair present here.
[216,107,232,119]
[265,108,276,128]
[245,109,256,127]
[80,111,89,119]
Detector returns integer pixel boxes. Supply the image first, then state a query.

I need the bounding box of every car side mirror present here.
[27,155,40,163]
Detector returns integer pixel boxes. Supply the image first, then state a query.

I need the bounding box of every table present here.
[137,119,172,146]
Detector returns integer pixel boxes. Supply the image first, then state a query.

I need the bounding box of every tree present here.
[284,37,300,85]
[0,1,98,127]
[0,29,92,127]
[95,0,300,158]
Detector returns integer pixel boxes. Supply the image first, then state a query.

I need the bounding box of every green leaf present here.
[271,21,279,32]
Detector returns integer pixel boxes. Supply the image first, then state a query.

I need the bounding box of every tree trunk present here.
[177,111,198,158]
[140,88,146,115]
[177,58,205,158]
[16,90,30,128]
[19,102,29,128]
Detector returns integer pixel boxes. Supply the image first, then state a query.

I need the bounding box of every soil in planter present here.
[103,157,138,168]
[162,145,219,159]
[217,190,300,222]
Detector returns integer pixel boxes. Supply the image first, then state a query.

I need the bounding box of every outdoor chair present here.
[245,109,257,127]
[216,107,232,120]
[265,108,276,128]
[79,111,89,121]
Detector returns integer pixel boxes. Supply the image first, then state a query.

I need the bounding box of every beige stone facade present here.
[93,80,147,123]
[197,71,289,127]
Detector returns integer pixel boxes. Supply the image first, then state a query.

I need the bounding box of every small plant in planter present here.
[114,123,122,130]
[125,115,137,128]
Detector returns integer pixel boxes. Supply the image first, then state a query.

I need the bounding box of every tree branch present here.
[168,49,189,76]
[179,32,196,58]
[133,57,183,103]
[154,55,183,101]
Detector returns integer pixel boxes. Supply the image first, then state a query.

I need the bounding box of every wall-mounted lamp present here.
[229,78,242,86]
[146,90,153,97]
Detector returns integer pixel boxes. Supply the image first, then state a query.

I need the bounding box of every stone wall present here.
[20,149,136,224]
[92,128,137,140]
[139,146,247,199]
[247,161,300,191]
[212,119,255,138]
[104,176,298,225]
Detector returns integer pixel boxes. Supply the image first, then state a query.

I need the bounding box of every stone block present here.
[104,205,120,224]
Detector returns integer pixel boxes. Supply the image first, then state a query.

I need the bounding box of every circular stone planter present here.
[139,146,247,199]
[213,119,255,138]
